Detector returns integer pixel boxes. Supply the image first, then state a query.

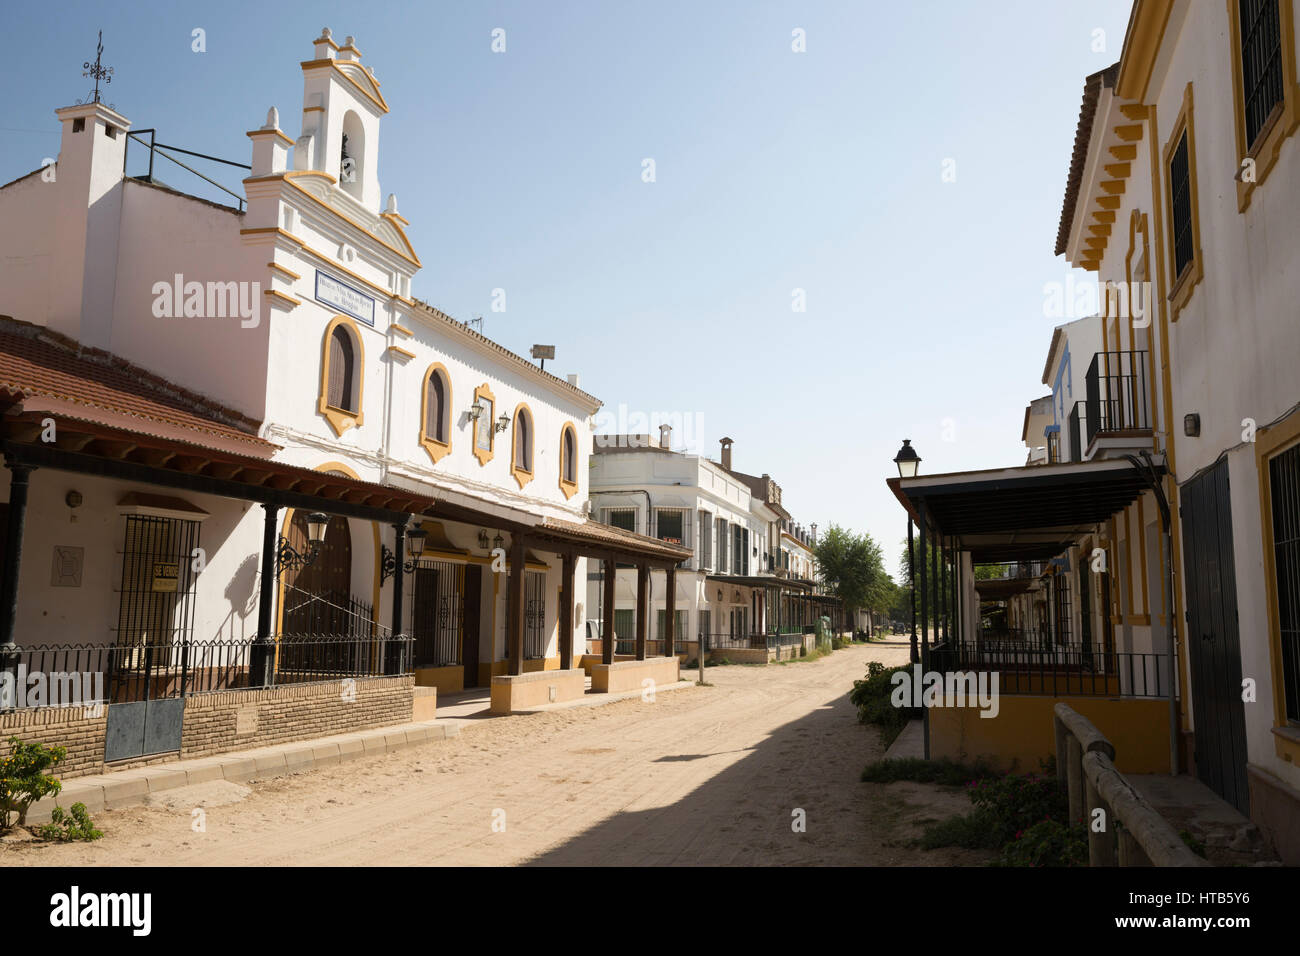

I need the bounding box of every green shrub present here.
[38,802,102,842]
[1180,828,1208,859]
[0,737,66,830]
[861,757,995,786]
[968,773,1070,845]
[919,812,1001,850]
[848,661,917,746]
[996,819,1088,867]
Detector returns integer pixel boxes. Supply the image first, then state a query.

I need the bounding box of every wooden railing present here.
[1053,703,1207,867]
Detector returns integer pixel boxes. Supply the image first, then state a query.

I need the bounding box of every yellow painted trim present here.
[419,362,453,465]
[296,242,405,302]
[299,58,390,114]
[1109,144,1138,162]
[386,345,415,360]
[1161,82,1204,323]
[1227,0,1300,212]
[1104,163,1132,179]
[263,288,301,307]
[558,421,579,500]
[1255,410,1300,753]
[246,127,295,147]
[1137,493,1149,615]
[1144,101,1192,736]
[390,323,413,337]
[318,315,366,437]
[268,261,301,280]
[1119,103,1149,121]
[302,105,327,114]
[472,383,497,466]
[280,173,421,267]
[509,402,535,489]
[1115,0,1175,102]
[1097,195,1122,210]
[1099,181,1125,196]
[1114,124,1144,142]
[1093,211,1117,224]
[239,226,305,246]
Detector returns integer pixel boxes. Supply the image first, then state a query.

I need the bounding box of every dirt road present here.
[6,642,985,866]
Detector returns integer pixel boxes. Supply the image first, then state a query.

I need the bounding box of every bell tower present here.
[294,28,388,211]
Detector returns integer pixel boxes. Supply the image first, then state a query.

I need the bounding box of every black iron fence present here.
[0,634,414,711]
[1085,350,1150,448]
[930,639,1166,698]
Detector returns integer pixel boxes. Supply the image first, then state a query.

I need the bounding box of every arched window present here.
[558,422,578,499]
[419,364,452,464]
[318,317,364,436]
[328,327,355,412]
[340,111,365,200]
[510,404,534,488]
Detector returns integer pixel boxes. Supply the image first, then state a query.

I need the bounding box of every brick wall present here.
[1,675,413,780]
[0,706,107,777]
[180,675,414,759]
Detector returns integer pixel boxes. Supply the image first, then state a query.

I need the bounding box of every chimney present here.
[658,424,672,449]
[720,436,734,471]
[50,101,131,347]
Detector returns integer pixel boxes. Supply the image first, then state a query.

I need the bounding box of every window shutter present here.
[328,327,354,412]
[427,373,445,442]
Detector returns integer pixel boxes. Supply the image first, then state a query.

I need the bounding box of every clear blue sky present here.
[3,0,1133,580]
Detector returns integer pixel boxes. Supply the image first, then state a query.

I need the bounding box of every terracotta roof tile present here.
[0,316,273,456]
[1055,63,1120,258]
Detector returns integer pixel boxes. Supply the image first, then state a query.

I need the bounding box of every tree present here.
[814,524,891,624]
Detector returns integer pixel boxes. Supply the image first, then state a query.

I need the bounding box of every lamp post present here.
[894,440,921,663]
[380,525,429,584]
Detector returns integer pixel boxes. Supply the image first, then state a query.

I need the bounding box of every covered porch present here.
[887,455,1177,773]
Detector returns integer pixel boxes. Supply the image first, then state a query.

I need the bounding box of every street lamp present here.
[894,440,921,662]
[380,524,429,583]
[277,512,329,574]
[893,439,921,479]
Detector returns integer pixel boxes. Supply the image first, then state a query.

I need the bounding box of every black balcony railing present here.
[1085,350,1150,449]
[930,638,1166,698]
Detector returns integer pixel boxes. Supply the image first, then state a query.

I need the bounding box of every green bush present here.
[919,812,1001,850]
[860,757,995,786]
[848,661,917,746]
[995,819,1088,867]
[0,737,66,830]
[968,773,1070,845]
[38,802,102,842]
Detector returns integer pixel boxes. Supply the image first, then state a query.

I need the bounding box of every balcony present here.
[1083,350,1151,458]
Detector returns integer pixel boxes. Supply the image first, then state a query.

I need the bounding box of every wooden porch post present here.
[559,551,575,670]
[507,534,525,675]
[602,555,616,664]
[0,458,33,653]
[635,562,649,661]
[664,564,677,658]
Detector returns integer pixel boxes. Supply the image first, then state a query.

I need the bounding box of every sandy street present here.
[5,642,987,867]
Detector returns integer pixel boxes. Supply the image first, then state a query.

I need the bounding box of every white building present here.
[0,28,686,764]
[587,431,838,657]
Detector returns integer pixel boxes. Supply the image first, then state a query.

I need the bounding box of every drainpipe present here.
[1124,452,1179,777]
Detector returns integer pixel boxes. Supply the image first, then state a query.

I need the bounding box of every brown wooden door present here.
[463,565,482,686]
[282,512,351,635]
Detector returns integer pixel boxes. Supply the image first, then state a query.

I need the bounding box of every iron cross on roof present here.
[81,29,114,105]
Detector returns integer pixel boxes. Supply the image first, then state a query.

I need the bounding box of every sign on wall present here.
[151,561,180,593]
[50,546,84,587]
[315,271,375,326]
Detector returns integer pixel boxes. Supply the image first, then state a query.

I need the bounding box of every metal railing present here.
[699,632,765,651]
[123,129,251,211]
[932,640,1167,697]
[0,634,414,710]
[1054,703,1207,866]
[1085,350,1150,448]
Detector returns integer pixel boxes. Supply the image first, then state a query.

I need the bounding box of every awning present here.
[888,457,1162,562]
